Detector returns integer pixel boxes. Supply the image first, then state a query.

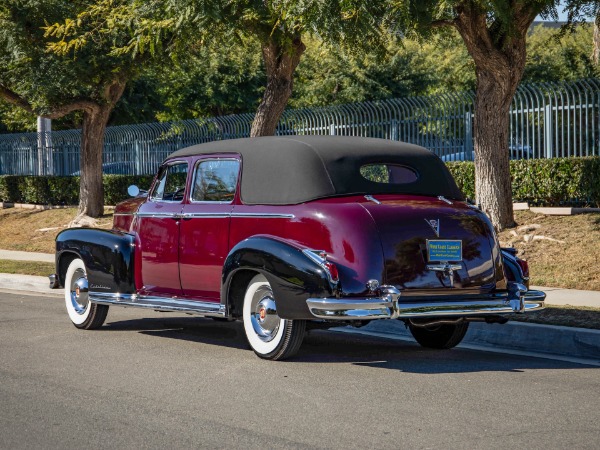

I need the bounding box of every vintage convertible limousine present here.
[51,136,545,360]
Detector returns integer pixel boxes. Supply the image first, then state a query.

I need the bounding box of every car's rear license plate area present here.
[426,240,462,262]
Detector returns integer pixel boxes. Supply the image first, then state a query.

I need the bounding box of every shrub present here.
[446,156,600,207]
[0,175,154,205]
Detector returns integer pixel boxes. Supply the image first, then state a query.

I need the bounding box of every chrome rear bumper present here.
[306,285,545,320]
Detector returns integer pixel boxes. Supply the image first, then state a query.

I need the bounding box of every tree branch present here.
[44,100,100,119]
[0,84,34,113]
[0,82,102,118]
[430,19,455,29]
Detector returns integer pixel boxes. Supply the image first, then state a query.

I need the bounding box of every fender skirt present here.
[222,236,336,320]
[56,228,136,295]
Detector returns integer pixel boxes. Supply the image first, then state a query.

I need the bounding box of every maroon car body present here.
[53,136,545,360]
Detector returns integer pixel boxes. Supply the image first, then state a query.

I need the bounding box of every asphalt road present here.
[1,292,599,449]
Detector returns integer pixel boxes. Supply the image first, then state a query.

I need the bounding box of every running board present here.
[90,292,226,317]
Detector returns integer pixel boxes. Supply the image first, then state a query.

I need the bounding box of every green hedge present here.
[0,175,154,206]
[0,157,599,207]
[446,156,600,207]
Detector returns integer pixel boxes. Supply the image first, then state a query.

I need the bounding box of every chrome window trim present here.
[190,157,240,204]
[149,161,189,203]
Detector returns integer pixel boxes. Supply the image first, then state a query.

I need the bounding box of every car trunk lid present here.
[361,196,503,293]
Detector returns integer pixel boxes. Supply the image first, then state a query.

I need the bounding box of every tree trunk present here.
[250,37,305,137]
[593,11,600,65]
[77,79,126,218]
[78,108,111,217]
[453,5,535,230]
[472,70,517,230]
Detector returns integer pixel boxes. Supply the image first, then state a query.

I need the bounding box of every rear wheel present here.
[64,258,108,330]
[408,322,469,349]
[242,274,305,360]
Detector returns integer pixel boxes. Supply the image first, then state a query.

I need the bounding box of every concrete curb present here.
[359,319,600,362]
[0,273,61,297]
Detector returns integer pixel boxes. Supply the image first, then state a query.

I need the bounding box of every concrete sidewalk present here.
[531,285,600,308]
[0,249,54,263]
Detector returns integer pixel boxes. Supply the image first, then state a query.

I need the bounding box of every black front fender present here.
[222,236,336,319]
[56,228,136,295]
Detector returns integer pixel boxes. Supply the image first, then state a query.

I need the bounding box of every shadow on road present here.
[103,315,597,372]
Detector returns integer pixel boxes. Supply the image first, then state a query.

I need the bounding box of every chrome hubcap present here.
[70,269,89,315]
[250,286,280,342]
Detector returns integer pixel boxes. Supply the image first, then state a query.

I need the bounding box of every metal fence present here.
[1,78,599,176]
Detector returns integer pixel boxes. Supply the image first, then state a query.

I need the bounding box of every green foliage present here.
[446,162,476,200]
[447,157,600,206]
[0,1,140,114]
[524,23,599,83]
[0,176,77,204]
[103,175,154,205]
[0,175,154,205]
[150,37,265,120]
[2,11,598,130]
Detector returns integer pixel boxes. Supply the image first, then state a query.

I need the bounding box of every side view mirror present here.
[128,185,147,197]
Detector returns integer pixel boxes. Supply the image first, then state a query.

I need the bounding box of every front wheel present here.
[408,322,469,349]
[242,274,305,360]
[64,258,108,330]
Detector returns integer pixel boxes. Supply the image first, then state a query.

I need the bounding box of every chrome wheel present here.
[250,287,280,342]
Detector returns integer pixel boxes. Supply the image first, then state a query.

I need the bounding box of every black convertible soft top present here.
[168,136,464,205]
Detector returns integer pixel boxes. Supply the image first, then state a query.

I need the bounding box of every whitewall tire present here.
[64,258,108,329]
[242,274,305,360]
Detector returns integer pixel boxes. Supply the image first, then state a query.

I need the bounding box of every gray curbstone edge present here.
[360,318,600,361]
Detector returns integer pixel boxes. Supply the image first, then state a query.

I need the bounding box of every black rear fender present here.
[56,228,136,294]
[222,236,336,319]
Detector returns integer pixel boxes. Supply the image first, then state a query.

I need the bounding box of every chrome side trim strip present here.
[90,292,226,316]
[230,213,295,219]
[134,212,294,219]
[136,212,180,218]
[182,213,230,219]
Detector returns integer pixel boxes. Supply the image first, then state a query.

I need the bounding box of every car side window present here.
[151,162,188,202]
[191,159,240,203]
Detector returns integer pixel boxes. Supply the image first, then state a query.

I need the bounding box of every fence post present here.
[391,119,398,141]
[37,117,52,175]
[63,145,69,176]
[134,141,141,175]
[544,104,553,158]
[329,124,336,136]
[464,112,473,155]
